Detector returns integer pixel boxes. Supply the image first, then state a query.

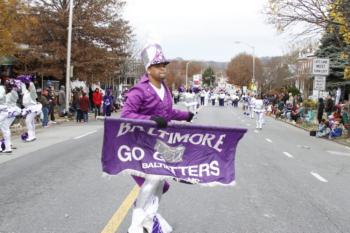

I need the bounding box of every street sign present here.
[193,74,202,87]
[313,76,326,91]
[312,58,330,76]
[243,86,247,94]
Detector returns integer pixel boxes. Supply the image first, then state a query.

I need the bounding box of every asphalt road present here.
[0,104,349,233]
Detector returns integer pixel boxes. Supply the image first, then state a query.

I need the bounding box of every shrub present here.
[287,86,301,96]
[303,99,317,109]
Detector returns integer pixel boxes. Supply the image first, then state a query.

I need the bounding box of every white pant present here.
[185,102,197,114]
[25,112,37,140]
[0,117,15,151]
[255,111,264,129]
[191,102,197,113]
[0,111,7,122]
[249,106,254,118]
[129,179,172,233]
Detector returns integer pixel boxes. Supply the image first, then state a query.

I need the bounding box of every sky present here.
[123,0,291,62]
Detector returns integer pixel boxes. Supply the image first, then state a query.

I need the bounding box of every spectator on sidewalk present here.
[341,105,350,137]
[58,85,66,117]
[275,100,285,118]
[92,88,102,118]
[39,89,50,127]
[329,121,343,139]
[76,88,83,122]
[79,91,89,123]
[48,85,57,123]
[316,119,330,138]
[332,104,342,121]
[103,88,114,117]
[291,103,305,123]
[325,95,334,117]
[88,86,94,112]
[71,88,81,122]
[317,98,325,124]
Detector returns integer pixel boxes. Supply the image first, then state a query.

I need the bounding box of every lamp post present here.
[235,41,255,87]
[65,0,74,113]
[185,61,192,89]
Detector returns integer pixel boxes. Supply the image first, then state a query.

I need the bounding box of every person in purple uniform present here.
[121,44,194,233]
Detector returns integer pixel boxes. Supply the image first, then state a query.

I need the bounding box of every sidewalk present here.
[273,116,350,148]
[4,111,111,137]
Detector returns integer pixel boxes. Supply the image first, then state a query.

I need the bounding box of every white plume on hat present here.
[141,43,170,70]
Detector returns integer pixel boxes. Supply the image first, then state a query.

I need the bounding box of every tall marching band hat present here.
[7,79,22,89]
[16,75,33,84]
[141,43,170,70]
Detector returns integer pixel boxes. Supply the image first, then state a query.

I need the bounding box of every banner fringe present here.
[101,170,236,187]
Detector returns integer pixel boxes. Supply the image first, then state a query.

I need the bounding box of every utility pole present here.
[65,0,74,113]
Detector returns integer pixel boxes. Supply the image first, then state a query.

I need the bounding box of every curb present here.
[8,118,71,136]
[272,116,350,148]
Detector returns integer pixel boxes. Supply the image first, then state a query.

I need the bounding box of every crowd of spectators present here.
[265,92,349,140]
[36,85,121,125]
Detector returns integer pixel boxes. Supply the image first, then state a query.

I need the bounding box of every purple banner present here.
[101,118,247,186]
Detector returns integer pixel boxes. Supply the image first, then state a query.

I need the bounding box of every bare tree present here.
[264,0,348,38]
[0,0,36,57]
[15,0,132,83]
[226,53,263,87]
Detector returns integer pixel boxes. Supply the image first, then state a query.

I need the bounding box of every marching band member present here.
[121,43,193,233]
[253,96,265,130]
[184,89,197,115]
[210,91,217,106]
[20,76,42,142]
[0,80,7,152]
[0,79,21,153]
[248,93,256,119]
[242,93,249,115]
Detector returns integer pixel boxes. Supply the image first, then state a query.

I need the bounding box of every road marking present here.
[283,152,294,158]
[246,123,251,126]
[297,145,311,149]
[310,172,328,183]
[265,138,272,143]
[73,130,97,139]
[101,185,140,233]
[96,116,106,121]
[327,151,350,157]
[254,130,259,133]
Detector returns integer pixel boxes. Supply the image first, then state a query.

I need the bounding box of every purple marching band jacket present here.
[121,73,190,193]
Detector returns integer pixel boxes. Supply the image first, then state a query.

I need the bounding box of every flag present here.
[101,118,247,186]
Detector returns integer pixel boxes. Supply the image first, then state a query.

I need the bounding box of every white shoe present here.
[25,138,36,142]
[1,150,12,153]
[143,197,159,233]
[143,214,173,233]
[128,208,147,233]
[156,214,173,233]
[142,217,153,233]
[142,196,173,233]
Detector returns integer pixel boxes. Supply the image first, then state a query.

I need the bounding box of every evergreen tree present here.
[202,67,215,86]
[315,29,350,81]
